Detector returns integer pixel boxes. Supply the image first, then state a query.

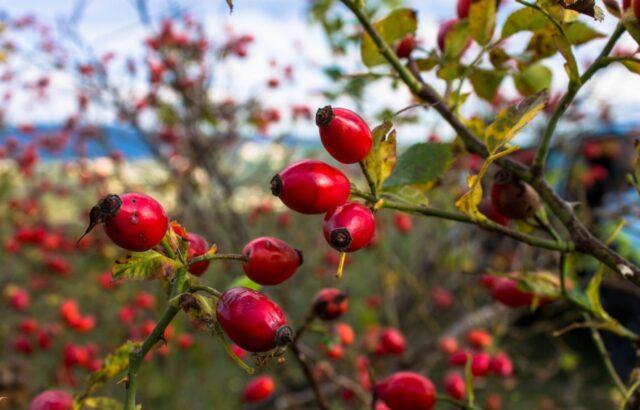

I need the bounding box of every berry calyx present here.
[375,371,436,410]
[271,159,350,214]
[186,233,210,276]
[316,106,373,164]
[216,287,293,352]
[30,390,73,410]
[490,170,541,220]
[242,237,303,285]
[244,375,276,403]
[323,202,375,252]
[80,193,168,251]
[312,288,348,320]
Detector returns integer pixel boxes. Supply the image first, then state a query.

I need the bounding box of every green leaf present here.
[501,7,550,38]
[229,275,262,291]
[622,9,640,46]
[414,56,439,71]
[513,64,552,96]
[485,90,548,151]
[444,20,470,60]
[82,341,140,396]
[436,61,464,81]
[565,21,605,45]
[469,68,506,101]
[361,8,417,67]
[469,0,497,45]
[526,30,558,61]
[112,250,181,280]
[361,120,397,192]
[586,269,610,320]
[383,143,453,188]
[382,185,429,206]
[621,60,640,75]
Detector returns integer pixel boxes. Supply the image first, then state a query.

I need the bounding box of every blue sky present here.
[1,0,639,144]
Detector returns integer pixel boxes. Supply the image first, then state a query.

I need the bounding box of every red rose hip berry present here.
[375,371,436,410]
[444,372,465,400]
[80,193,168,251]
[216,287,293,353]
[30,390,73,410]
[375,328,406,356]
[395,35,418,59]
[312,288,348,320]
[316,106,373,164]
[323,202,375,252]
[242,237,303,285]
[186,233,210,276]
[244,375,276,403]
[271,159,350,214]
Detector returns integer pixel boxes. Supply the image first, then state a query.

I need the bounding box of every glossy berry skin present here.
[271,160,350,214]
[444,372,465,400]
[471,352,491,377]
[491,277,536,308]
[395,35,418,59]
[216,287,292,353]
[323,202,375,252]
[187,233,210,276]
[313,288,348,320]
[244,375,276,403]
[242,237,303,285]
[30,390,73,410]
[490,170,541,220]
[376,328,406,356]
[82,193,168,251]
[316,106,373,164]
[375,372,436,410]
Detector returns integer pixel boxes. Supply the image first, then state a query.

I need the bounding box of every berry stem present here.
[213,322,255,374]
[189,285,222,298]
[188,253,248,266]
[161,237,176,260]
[336,252,347,279]
[436,395,481,410]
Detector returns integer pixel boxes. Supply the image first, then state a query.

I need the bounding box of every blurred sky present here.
[1,0,640,144]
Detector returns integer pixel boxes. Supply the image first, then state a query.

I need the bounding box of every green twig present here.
[188,253,248,266]
[532,23,625,173]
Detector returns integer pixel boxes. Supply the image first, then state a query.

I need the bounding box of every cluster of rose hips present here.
[440,328,514,400]
[271,105,377,277]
